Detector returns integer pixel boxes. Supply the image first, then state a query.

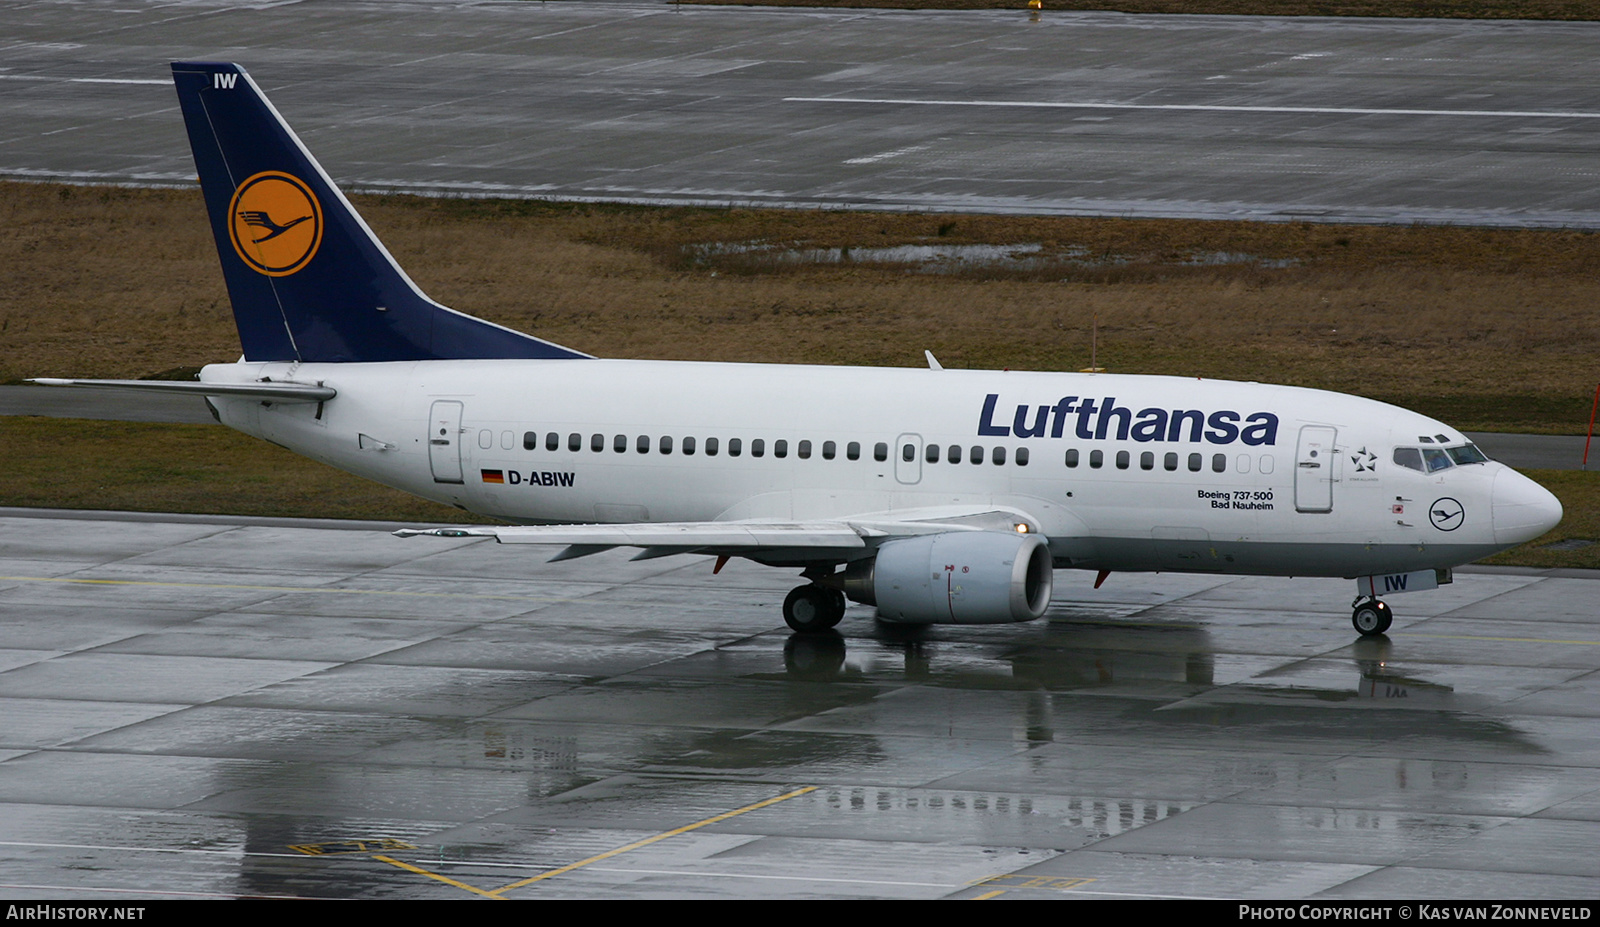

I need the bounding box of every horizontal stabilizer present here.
[29,378,336,402]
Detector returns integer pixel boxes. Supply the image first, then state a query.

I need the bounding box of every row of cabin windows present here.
[1066,449,1277,475]
[508,432,1039,468]
[486,429,1266,475]
[519,431,888,461]
[916,444,1029,466]
[1068,449,1223,473]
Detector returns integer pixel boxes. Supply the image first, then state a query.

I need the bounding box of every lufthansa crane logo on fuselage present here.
[228,171,323,276]
[1429,497,1465,531]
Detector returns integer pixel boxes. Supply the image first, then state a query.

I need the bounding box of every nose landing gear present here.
[1351,596,1393,636]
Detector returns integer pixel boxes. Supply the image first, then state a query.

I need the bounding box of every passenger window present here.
[568,433,580,452]
[637,435,651,454]
[948,444,962,464]
[1141,451,1154,471]
[591,433,604,452]
[501,431,514,450]
[873,442,886,462]
[752,438,765,458]
[728,438,742,457]
[800,440,814,459]
[1393,447,1424,472]
[1016,447,1029,466]
[614,434,627,453]
[544,432,558,452]
[660,435,673,455]
[524,431,538,451]
[683,436,696,455]
[478,429,492,449]
[774,439,788,459]
[1065,449,1079,468]
[969,445,983,465]
[1236,453,1251,473]
[1259,454,1275,475]
[992,446,1006,465]
[846,441,860,461]
[1188,453,1202,472]
[1164,452,1178,471]
[903,443,916,462]
[1212,453,1226,473]
[1116,450,1130,470]
[707,437,720,456]
[1089,449,1102,469]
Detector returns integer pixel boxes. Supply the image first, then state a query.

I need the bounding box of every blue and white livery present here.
[36,63,1563,637]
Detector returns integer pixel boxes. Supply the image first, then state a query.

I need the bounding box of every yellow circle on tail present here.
[228,171,323,276]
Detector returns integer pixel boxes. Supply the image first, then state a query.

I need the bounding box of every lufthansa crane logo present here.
[1429,497,1465,532]
[228,171,323,276]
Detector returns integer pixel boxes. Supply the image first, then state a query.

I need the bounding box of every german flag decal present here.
[480,469,505,484]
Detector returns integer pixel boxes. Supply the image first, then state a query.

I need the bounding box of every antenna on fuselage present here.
[1080,312,1105,373]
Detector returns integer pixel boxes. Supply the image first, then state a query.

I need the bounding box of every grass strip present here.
[5,184,1599,435]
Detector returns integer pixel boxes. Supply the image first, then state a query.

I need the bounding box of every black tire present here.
[825,587,847,622]
[784,584,844,632]
[1352,600,1393,636]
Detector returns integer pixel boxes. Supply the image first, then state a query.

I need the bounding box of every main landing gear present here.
[1351,596,1393,637]
[783,584,847,633]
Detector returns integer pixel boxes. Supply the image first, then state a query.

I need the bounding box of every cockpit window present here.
[1447,443,1489,465]
[1421,447,1453,472]
[1393,447,1424,472]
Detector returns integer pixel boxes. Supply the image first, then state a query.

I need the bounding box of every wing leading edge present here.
[394,507,1046,564]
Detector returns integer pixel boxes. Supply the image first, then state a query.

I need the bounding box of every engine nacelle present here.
[842,532,1053,624]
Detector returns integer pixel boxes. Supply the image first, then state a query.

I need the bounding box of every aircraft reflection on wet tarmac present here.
[0,512,1595,899]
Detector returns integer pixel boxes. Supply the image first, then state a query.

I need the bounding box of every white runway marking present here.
[786,96,1600,121]
[0,75,166,85]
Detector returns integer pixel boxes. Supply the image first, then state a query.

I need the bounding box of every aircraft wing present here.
[394,506,1044,562]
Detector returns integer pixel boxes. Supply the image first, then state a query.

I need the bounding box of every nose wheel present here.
[783,584,847,633]
[1351,597,1393,636]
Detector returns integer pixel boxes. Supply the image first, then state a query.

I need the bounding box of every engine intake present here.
[836,532,1053,624]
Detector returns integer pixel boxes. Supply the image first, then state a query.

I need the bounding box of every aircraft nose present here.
[1492,467,1563,546]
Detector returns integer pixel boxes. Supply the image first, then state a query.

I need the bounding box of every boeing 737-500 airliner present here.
[35,63,1564,637]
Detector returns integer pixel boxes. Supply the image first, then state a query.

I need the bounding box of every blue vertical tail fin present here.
[171,61,589,363]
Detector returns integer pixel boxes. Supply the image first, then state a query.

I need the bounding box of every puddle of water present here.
[688,240,1297,273]
[1185,251,1299,269]
[690,240,1046,272]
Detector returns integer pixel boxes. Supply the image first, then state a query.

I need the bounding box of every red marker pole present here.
[1585,383,1599,470]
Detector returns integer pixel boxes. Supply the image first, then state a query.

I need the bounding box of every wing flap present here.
[392,508,1048,563]
[394,522,874,549]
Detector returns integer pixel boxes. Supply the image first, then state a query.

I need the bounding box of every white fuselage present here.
[203,359,1556,578]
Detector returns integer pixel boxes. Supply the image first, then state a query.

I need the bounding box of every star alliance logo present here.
[1351,446,1378,472]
